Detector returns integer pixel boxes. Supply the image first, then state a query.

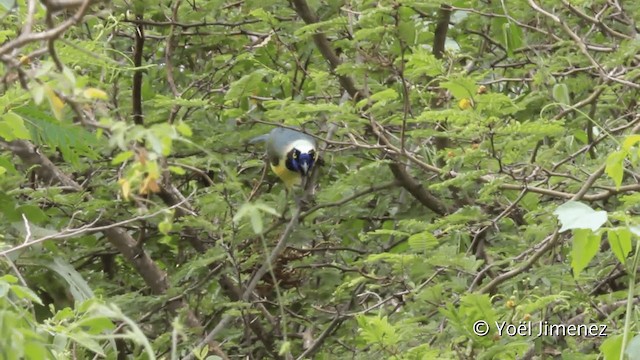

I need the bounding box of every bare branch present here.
[132,13,145,125]
[0,0,93,57]
[290,0,364,101]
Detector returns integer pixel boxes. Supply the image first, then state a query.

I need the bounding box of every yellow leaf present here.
[139,175,160,195]
[458,98,473,110]
[19,55,30,65]
[148,178,160,193]
[623,135,640,151]
[45,86,64,120]
[118,178,131,200]
[83,87,108,100]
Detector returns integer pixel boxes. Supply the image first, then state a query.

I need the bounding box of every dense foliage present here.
[2,0,640,359]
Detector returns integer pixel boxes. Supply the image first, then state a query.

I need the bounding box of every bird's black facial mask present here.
[286,149,316,176]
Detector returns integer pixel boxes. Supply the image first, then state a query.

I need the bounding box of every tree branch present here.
[0,139,228,359]
[388,163,449,216]
[290,0,364,101]
[132,13,145,125]
[0,0,93,56]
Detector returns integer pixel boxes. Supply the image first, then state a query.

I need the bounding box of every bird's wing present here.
[254,127,317,166]
[248,133,270,144]
[266,128,300,157]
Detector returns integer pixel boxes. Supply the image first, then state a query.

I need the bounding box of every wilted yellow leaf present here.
[139,175,160,195]
[118,178,131,200]
[45,86,65,120]
[83,87,108,100]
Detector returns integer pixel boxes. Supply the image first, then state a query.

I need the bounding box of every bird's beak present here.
[300,162,309,176]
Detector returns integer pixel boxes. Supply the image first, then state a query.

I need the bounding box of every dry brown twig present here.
[0,191,197,257]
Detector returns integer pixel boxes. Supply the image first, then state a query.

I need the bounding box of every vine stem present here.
[620,237,640,360]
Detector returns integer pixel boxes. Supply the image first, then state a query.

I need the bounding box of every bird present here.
[250,127,318,188]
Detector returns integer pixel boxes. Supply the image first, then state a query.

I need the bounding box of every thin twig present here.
[0,192,195,256]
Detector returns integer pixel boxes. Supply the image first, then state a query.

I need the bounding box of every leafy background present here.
[1,0,640,359]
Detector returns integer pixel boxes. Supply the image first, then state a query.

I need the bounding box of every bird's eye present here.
[292,150,299,159]
[308,150,316,159]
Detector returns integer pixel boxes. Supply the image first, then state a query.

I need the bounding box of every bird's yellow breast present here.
[271,159,301,188]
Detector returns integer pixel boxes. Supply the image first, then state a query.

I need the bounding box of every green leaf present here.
[249,210,263,234]
[1,111,31,140]
[441,77,477,100]
[253,202,280,217]
[460,293,496,325]
[502,22,523,57]
[0,274,18,284]
[570,229,601,278]
[356,315,399,348]
[31,83,45,104]
[250,8,276,23]
[10,285,44,305]
[176,121,193,137]
[0,191,15,222]
[233,203,252,224]
[0,281,10,298]
[159,219,173,235]
[75,316,115,335]
[0,156,16,174]
[626,335,640,360]
[552,83,571,106]
[141,76,155,100]
[600,334,622,360]
[224,70,267,102]
[153,95,209,108]
[369,88,398,102]
[145,132,165,155]
[278,341,291,355]
[23,341,48,360]
[233,203,266,234]
[169,166,186,175]
[16,106,99,166]
[111,151,134,165]
[397,13,416,44]
[40,257,95,301]
[623,135,640,151]
[0,0,16,11]
[67,332,105,356]
[407,231,438,252]
[608,228,632,264]
[193,345,209,360]
[62,66,76,85]
[0,29,14,43]
[553,201,607,232]
[294,16,347,38]
[405,48,443,78]
[17,205,49,223]
[606,150,626,188]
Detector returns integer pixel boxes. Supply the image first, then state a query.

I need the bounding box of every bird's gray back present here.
[265,128,316,160]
